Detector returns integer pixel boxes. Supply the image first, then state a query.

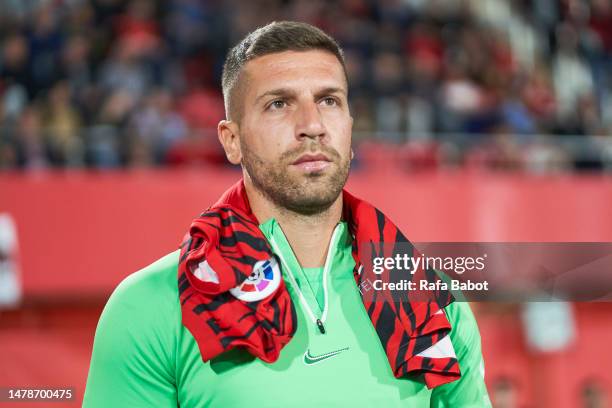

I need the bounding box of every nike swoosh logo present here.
[303,347,349,365]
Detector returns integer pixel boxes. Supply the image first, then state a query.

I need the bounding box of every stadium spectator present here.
[0,0,610,171]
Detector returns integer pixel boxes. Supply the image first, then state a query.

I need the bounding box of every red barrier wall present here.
[1,168,611,297]
[1,169,612,408]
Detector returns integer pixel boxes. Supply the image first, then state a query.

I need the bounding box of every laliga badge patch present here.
[230,257,281,302]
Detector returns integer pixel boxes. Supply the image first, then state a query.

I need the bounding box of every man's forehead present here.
[242,50,347,94]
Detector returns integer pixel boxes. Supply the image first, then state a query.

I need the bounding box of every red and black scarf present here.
[178,180,460,388]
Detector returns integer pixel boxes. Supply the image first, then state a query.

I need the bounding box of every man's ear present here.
[218,120,242,165]
[350,115,355,160]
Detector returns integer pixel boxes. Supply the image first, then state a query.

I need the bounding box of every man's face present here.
[235,50,352,215]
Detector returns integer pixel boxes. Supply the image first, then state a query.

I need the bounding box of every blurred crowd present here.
[0,0,611,171]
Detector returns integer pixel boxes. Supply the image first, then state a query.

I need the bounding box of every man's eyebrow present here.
[254,86,347,104]
[254,88,297,104]
[314,87,347,99]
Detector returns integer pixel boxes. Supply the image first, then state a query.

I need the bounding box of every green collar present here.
[259,218,348,328]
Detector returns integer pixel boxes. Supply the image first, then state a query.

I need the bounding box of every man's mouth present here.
[291,153,332,172]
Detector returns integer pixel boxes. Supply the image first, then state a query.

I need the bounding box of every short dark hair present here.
[221,21,347,121]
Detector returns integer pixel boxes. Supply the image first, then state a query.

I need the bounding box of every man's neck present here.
[244,181,342,269]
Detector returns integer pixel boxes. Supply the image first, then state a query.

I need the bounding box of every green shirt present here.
[84,219,491,407]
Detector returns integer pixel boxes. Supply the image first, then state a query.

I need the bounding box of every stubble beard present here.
[241,141,350,216]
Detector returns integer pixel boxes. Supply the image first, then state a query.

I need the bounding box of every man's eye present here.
[322,97,338,106]
[269,100,286,110]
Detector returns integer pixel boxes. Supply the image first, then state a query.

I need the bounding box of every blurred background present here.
[0,0,611,407]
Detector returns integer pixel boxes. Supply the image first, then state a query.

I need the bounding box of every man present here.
[84,21,491,407]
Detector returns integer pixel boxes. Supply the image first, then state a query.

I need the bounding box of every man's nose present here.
[295,101,326,140]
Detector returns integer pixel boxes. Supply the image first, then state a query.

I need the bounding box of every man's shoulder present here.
[86,251,182,405]
[102,250,181,322]
[114,250,180,298]
[444,301,478,329]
